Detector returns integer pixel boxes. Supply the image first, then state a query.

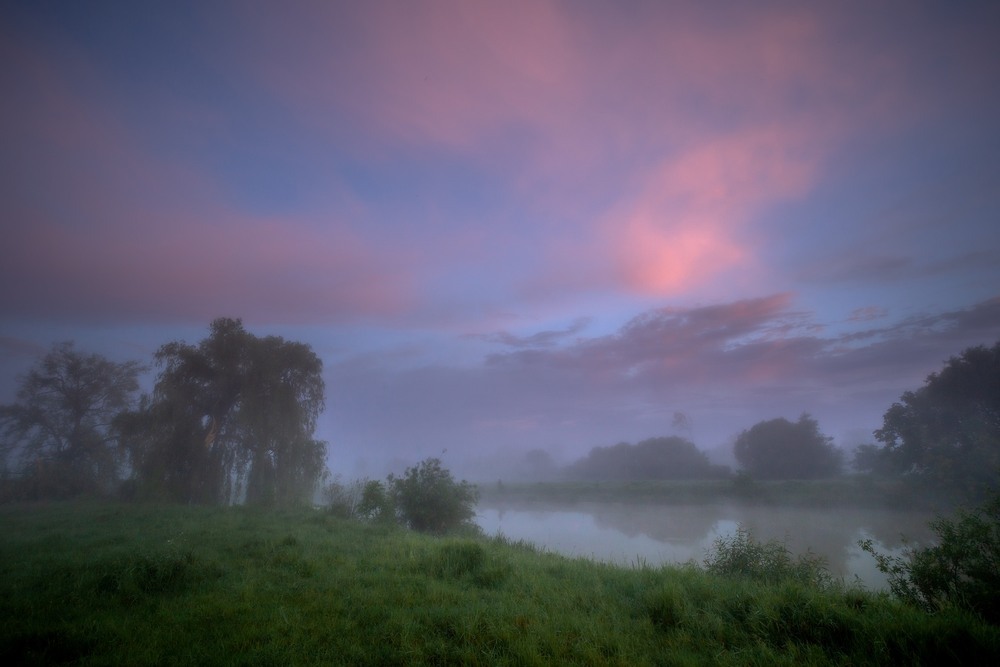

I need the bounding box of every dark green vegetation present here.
[387,457,480,534]
[325,457,480,535]
[862,341,1000,500]
[862,494,1000,624]
[735,415,842,480]
[1,318,327,507]
[3,503,998,666]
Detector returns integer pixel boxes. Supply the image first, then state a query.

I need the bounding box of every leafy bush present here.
[704,525,833,588]
[388,458,479,534]
[323,476,396,523]
[861,493,1000,623]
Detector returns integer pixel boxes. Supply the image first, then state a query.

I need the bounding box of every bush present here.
[704,525,833,588]
[861,493,1000,623]
[388,458,479,534]
[358,480,395,523]
[322,476,367,519]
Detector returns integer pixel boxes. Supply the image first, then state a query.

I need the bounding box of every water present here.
[475,501,938,589]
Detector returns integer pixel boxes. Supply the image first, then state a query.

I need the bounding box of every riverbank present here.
[2,503,996,665]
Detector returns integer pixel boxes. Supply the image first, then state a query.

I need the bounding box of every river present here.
[475,501,939,590]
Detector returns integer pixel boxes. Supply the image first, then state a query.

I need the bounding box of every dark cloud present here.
[847,306,888,323]
[466,317,591,349]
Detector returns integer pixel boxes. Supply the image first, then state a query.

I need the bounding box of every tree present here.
[567,436,725,481]
[132,318,327,506]
[388,458,478,534]
[874,341,1000,497]
[0,342,144,499]
[851,443,893,475]
[734,414,842,480]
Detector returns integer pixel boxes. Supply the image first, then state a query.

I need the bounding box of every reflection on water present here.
[475,501,938,590]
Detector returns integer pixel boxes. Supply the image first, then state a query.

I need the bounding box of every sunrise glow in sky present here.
[2,1,999,477]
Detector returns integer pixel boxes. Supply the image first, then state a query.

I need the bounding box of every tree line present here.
[550,340,1000,500]
[2,322,998,505]
[1,318,326,506]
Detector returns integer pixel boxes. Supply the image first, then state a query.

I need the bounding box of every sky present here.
[2,0,999,480]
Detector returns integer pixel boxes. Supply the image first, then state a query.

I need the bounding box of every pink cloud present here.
[2,205,413,324]
[225,2,930,310]
[604,126,821,296]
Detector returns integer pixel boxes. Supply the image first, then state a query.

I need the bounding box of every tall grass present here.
[1,503,997,665]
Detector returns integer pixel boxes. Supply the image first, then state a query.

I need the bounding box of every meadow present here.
[2,502,997,666]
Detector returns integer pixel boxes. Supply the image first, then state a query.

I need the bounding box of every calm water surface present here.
[475,501,938,590]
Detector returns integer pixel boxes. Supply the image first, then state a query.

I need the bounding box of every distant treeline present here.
[2,323,998,505]
[564,436,729,481]
[536,340,1000,502]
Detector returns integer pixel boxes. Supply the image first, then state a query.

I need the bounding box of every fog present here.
[475,500,937,590]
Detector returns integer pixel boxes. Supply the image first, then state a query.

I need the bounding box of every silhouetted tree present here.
[0,342,144,499]
[132,318,326,506]
[874,341,1000,498]
[567,436,726,481]
[734,415,842,480]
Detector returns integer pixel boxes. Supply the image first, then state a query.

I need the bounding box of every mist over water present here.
[475,501,937,590]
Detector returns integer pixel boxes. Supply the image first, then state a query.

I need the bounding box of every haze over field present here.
[2,1,999,478]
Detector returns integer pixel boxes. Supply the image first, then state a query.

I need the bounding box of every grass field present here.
[1,502,996,665]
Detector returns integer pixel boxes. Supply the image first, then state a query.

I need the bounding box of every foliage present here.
[388,457,479,534]
[874,340,1000,497]
[704,525,834,589]
[734,414,843,480]
[357,479,395,523]
[861,494,1000,624]
[567,436,728,481]
[323,477,395,523]
[127,318,326,506]
[3,503,999,665]
[0,342,144,499]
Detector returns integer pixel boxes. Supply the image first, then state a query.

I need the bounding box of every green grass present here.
[1,503,997,665]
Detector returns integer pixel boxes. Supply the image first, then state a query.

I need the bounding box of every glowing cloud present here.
[604,126,820,296]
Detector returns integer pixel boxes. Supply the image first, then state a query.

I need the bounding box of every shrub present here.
[704,525,833,588]
[388,458,479,534]
[323,476,367,519]
[861,493,1000,623]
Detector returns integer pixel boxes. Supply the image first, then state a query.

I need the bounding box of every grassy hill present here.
[1,503,996,665]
